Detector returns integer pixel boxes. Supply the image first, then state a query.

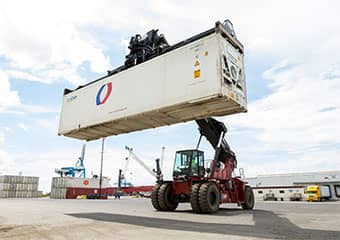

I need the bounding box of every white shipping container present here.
[0,176,7,183]
[58,22,247,140]
[50,188,57,198]
[51,177,111,189]
[0,183,10,191]
[50,188,67,199]
[0,191,9,198]
[0,176,40,198]
[0,183,38,191]
[320,186,331,198]
[50,187,67,199]
[0,175,39,184]
[0,190,41,198]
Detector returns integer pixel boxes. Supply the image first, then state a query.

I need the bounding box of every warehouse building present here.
[245,170,340,201]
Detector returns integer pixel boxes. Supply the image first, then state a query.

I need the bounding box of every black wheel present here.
[242,186,255,210]
[199,182,220,213]
[151,184,161,210]
[158,182,178,211]
[190,183,201,213]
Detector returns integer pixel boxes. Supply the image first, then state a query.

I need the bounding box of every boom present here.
[125,146,157,177]
[195,118,236,165]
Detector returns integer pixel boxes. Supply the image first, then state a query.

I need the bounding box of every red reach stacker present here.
[151,117,254,213]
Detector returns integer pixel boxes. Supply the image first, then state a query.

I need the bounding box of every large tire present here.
[242,186,255,210]
[158,183,178,211]
[199,182,220,213]
[151,184,161,210]
[190,183,201,213]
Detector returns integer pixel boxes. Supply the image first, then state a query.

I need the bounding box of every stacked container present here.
[50,177,111,199]
[0,175,42,198]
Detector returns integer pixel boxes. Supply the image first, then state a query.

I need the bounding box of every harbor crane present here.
[55,144,86,178]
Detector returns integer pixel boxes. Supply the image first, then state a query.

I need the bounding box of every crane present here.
[151,117,254,213]
[118,146,163,188]
[55,144,86,178]
[125,146,157,178]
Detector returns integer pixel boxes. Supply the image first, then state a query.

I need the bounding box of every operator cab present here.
[173,150,205,178]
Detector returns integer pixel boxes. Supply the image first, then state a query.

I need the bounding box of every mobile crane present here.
[117,146,161,188]
[151,118,254,213]
[117,20,254,213]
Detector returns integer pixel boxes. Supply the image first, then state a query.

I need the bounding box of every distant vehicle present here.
[140,192,152,198]
[263,193,277,201]
[289,192,303,201]
[305,185,331,201]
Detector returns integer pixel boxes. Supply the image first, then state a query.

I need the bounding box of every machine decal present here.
[96,82,112,105]
[194,57,201,79]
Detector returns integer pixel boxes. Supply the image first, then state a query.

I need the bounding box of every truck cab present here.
[173,150,205,178]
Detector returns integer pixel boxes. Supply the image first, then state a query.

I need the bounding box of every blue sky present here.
[1,0,340,192]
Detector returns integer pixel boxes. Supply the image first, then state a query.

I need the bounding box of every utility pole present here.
[160,146,165,171]
[99,138,105,198]
[118,169,122,191]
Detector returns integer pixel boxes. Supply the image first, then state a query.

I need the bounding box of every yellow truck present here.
[305,185,331,201]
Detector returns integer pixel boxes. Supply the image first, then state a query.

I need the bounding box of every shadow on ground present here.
[68,209,340,240]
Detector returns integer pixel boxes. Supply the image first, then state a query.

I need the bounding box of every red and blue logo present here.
[96,82,112,106]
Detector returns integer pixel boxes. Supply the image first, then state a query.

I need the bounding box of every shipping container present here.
[58,21,247,140]
[0,175,38,184]
[0,175,40,198]
[50,187,110,199]
[50,177,112,199]
[51,177,111,189]
[66,187,109,199]
[50,188,67,199]
[0,190,41,198]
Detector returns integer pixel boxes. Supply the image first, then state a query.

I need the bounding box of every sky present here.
[0,0,339,192]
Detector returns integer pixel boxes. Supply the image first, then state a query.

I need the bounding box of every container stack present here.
[50,177,112,199]
[0,175,42,198]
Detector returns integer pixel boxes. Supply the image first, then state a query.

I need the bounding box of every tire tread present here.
[190,183,201,213]
[151,184,161,210]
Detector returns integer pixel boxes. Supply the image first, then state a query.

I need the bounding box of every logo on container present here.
[96,82,112,106]
[66,95,77,103]
[83,180,89,186]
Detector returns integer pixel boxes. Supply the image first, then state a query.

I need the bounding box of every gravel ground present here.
[0,197,339,240]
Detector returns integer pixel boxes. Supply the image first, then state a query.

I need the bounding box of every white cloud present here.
[0,131,4,144]
[1,0,339,86]
[17,123,28,132]
[0,149,15,175]
[19,105,59,114]
[239,147,340,178]
[0,71,21,111]
[0,0,111,85]
[228,61,340,150]
[224,58,340,177]
[5,67,86,86]
[34,118,59,133]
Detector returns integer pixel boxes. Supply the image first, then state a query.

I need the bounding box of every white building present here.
[245,170,340,201]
